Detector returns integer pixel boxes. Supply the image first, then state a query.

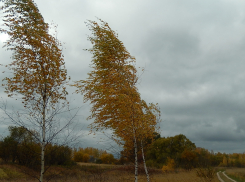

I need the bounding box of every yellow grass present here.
[0,168,8,179]
[225,168,245,181]
[0,163,223,182]
[150,169,220,182]
[77,162,116,168]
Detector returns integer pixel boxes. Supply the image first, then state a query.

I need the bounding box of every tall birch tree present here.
[74,19,160,182]
[0,0,69,181]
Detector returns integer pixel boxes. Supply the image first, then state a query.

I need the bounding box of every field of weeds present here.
[224,168,245,182]
[0,163,223,182]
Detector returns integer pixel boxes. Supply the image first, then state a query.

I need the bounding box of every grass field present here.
[225,168,245,182]
[0,163,231,182]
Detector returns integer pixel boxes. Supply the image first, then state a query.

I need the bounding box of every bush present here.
[83,154,90,163]
[162,157,175,172]
[0,126,73,167]
[17,142,40,168]
[45,144,73,166]
[96,159,102,164]
[146,160,154,167]
[73,151,84,162]
[100,153,115,164]
[196,167,215,181]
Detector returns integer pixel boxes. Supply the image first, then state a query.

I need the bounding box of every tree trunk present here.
[134,131,138,182]
[40,126,45,182]
[40,139,45,182]
[141,140,150,182]
[40,95,46,182]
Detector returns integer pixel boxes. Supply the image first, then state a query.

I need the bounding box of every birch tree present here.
[73,19,160,182]
[0,0,70,181]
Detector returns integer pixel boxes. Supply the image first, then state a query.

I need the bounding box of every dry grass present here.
[151,169,220,182]
[77,162,116,167]
[225,168,245,182]
[0,163,223,182]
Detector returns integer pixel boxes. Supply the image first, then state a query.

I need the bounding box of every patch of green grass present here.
[225,168,245,182]
[0,166,26,180]
[225,173,244,182]
[3,167,25,179]
[0,168,8,179]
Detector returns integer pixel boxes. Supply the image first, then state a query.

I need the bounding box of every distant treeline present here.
[0,126,73,168]
[120,133,245,170]
[0,126,117,168]
[147,135,245,169]
[1,126,244,170]
[73,147,116,164]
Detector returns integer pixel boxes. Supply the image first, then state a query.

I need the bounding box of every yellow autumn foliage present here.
[162,157,175,172]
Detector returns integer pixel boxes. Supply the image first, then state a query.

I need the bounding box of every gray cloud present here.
[0,0,245,153]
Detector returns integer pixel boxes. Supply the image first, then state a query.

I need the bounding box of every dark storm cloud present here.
[135,8,245,152]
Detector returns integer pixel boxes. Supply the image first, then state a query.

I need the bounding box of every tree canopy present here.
[1,0,68,109]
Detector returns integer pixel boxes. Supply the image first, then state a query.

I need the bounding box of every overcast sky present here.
[1,0,245,154]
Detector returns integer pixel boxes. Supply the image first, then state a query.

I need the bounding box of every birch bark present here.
[141,140,150,182]
[134,132,138,182]
[40,89,46,182]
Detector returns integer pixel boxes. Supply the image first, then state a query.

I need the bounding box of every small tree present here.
[73,150,84,162]
[83,153,90,163]
[100,153,115,164]
[73,19,160,182]
[181,149,197,170]
[162,157,175,172]
[0,0,74,181]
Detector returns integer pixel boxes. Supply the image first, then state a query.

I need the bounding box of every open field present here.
[77,162,117,168]
[224,168,245,182]
[150,170,220,182]
[0,162,227,182]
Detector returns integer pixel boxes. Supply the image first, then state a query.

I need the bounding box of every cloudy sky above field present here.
[1,0,245,154]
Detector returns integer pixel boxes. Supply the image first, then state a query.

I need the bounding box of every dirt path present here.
[217,171,237,182]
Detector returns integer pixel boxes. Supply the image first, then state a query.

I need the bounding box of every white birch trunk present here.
[40,133,45,182]
[141,140,150,182]
[134,133,138,182]
[40,95,46,182]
